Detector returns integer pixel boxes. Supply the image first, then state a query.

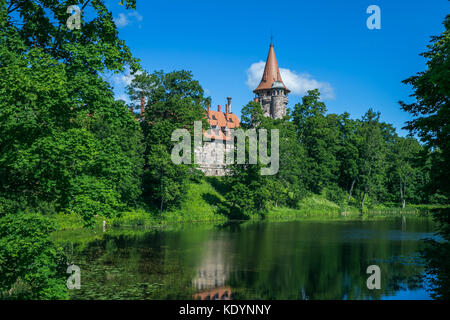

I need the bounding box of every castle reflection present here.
[192,239,233,300]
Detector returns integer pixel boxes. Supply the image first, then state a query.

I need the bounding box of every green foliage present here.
[400,14,450,198]
[385,136,423,207]
[0,213,69,299]
[164,180,227,222]
[293,89,340,193]
[220,89,441,219]
[400,14,450,301]
[144,145,190,213]
[0,1,145,224]
[354,109,389,209]
[223,163,269,219]
[128,70,208,213]
[321,185,348,205]
[111,181,227,226]
[112,209,154,227]
[50,212,85,231]
[296,194,340,214]
[67,175,123,226]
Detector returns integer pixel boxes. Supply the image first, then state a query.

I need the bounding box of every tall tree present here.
[400,14,450,198]
[354,109,386,210]
[127,70,208,212]
[292,89,340,194]
[400,14,450,300]
[336,113,360,202]
[391,137,422,208]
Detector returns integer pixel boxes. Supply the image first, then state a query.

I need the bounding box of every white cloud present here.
[114,11,143,28]
[246,62,266,91]
[128,11,143,22]
[116,94,130,104]
[106,68,143,104]
[114,13,129,28]
[111,68,143,87]
[246,61,335,100]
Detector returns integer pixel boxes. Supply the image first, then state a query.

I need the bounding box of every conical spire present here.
[253,42,290,93]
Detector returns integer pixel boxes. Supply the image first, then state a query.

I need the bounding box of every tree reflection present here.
[422,208,450,300]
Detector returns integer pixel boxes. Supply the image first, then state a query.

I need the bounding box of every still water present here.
[67,217,437,300]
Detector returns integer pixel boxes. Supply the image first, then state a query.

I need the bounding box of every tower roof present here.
[253,42,290,93]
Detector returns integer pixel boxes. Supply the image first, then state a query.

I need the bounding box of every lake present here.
[65,217,437,300]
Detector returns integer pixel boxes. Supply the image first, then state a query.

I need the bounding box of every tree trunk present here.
[361,190,367,210]
[399,181,404,209]
[347,178,356,202]
[400,180,407,209]
[160,168,164,214]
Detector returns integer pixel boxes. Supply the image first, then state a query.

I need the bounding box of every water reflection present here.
[66,217,436,300]
[192,239,232,300]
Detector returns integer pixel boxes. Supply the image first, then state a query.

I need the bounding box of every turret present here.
[253,41,289,119]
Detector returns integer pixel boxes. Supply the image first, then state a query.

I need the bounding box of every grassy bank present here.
[108,180,227,228]
[50,180,443,232]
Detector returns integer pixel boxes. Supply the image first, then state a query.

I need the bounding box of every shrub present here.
[0,213,69,300]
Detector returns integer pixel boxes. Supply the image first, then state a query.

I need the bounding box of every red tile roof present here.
[204,109,240,141]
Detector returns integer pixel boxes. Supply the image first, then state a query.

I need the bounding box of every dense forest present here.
[0,1,448,299]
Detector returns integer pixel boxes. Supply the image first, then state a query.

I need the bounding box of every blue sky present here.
[105,0,449,136]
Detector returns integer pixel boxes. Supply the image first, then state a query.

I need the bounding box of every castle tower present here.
[253,41,290,119]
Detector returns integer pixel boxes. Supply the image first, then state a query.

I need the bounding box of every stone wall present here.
[271,95,288,119]
[257,92,288,120]
[195,139,233,176]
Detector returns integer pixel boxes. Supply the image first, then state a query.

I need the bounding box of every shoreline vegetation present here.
[50,179,443,234]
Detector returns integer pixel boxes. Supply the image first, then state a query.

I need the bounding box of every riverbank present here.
[49,180,445,233]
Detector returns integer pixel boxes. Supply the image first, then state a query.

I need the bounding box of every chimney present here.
[218,105,221,112]
[140,96,145,116]
[226,97,232,114]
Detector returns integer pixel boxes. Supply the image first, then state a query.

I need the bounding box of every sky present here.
[104,0,449,136]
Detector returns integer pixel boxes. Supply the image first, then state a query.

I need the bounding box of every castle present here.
[197,41,290,176]
[135,42,289,176]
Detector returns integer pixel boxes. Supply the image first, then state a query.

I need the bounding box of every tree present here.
[400,14,450,198]
[336,113,360,202]
[3,0,139,74]
[127,70,209,212]
[292,89,340,194]
[354,109,386,210]
[400,14,450,300]
[391,137,422,208]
